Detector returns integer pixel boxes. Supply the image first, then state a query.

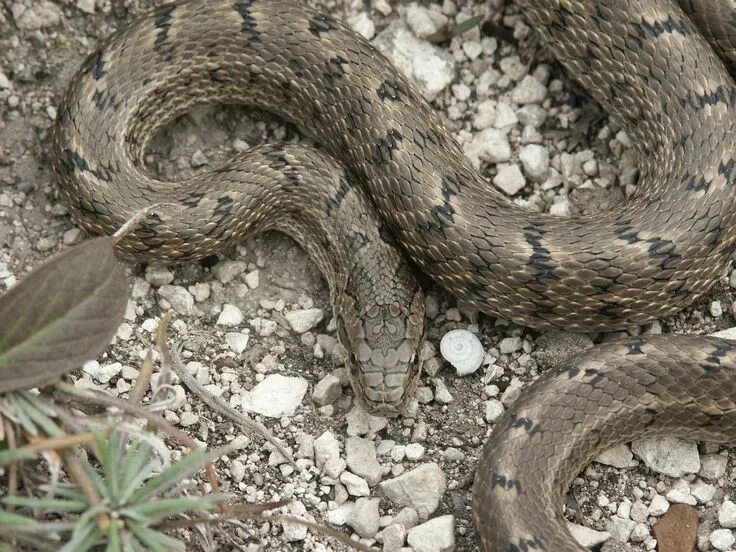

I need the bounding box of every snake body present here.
[51,0,736,549]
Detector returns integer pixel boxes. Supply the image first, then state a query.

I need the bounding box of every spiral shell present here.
[440,329,484,376]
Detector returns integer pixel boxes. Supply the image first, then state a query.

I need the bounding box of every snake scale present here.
[51,0,736,549]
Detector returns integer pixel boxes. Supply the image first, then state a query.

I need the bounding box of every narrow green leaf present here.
[59,522,100,552]
[0,509,37,526]
[127,449,208,504]
[124,495,224,523]
[1,496,87,512]
[0,448,36,465]
[127,522,185,552]
[105,517,120,552]
[0,238,128,392]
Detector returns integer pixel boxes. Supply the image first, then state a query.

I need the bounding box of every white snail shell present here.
[440,329,484,376]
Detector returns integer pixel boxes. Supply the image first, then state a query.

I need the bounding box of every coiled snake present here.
[52,0,736,549]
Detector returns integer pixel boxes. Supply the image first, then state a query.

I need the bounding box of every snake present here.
[50,0,736,549]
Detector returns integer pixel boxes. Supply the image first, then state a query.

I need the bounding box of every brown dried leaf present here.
[0,238,128,392]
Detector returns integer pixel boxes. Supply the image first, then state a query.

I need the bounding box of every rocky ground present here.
[1,0,736,551]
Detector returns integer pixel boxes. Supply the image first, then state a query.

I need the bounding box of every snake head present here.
[336,284,426,417]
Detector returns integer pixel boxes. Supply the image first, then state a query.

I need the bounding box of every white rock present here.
[710,529,735,551]
[347,12,375,39]
[630,523,649,543]
[440,329,484,375]
[346,404,389,437]
[243,269,260,289]
[374,22,455,101]
[406,443,425,461]
[493,164,526,196]
[285,308,324,333]
[379,463,447,520]
[281,501,308,541]
[312,374,342,406]
[464,128,511,166]
[83,361,122,383]
[225,332,249,354]
[511,75,548,104]
[494,101,518,129]
[347,497,381,538]
[11,1,61,29]
[346,436,383,486]
[158,285,195,315]
[719,499,736,528]
[327,501,354,526]
[605,516,636,542]
[381,523,407,552]
[314,431,341,470]
[567,523,611,548]
[700,454,729,479]
[631,436,700,478]
[484,399,504,423]
[241,374,308,417]
[691,480,716,504]
[405,3,447,38]
[340,471,370,497]
[499,336,523,354]
[76,0,95,14]
[595,444,637,468]
[406,515,455,552]
[665,479,696,505]
[647,494,670,517]
[216,304,244,326]
[519,144,550,182]
[145,265,174,286]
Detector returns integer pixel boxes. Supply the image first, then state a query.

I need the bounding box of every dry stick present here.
[16,429,108,455]
[168,343,297,468]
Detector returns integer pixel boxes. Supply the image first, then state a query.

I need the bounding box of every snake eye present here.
[350,352,358,365]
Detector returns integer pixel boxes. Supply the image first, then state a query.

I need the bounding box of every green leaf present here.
[123,495,224,523]
[0,238,128,393]
[127,449,209,504]
[0,509,38,526]
[1,496,87,512]
[0,448,36,465]
[127,522,185,552]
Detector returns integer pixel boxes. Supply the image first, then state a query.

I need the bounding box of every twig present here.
[169,344,297,468]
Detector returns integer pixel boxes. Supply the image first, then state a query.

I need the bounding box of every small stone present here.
[76,0,95,13]
[605,516,636,542]
[347,497,381,538]
[519,144,550,182]
[212,260,246,284]
[12,1,62,29]
[567,523,610,549]
[179,411,198,427]
[145,265,174,286]
[700,454,728,479]
[282,501,308,541]
[464,128,511,166]
[347,12,375,39]
[690,480,716,504]
[719,499,736,528]
[191,149,208,167]
[595,444,637,469]
[225,332,249,354]
[230,460,246,482]
[631,436,700,478]
[346,437,383,486]
[243,269,259,289]
[405,443,425,461]
[665,479,696,505]
[374,22,455,101]
[652,504,698,552]
[711,301,723,317]
[312,374,342,406]
[82,361,121,383]
[406,3,447,38]
[379,463,446,520]
[285,308,324,333]
[62,228,83,245]
[242,374,308,417]
[499,337,523,354]
[493,164,526,196]
[158,285,195,315]
[217,304,244,326]
[494,101,518,129]
[484,399,504,423]
[648,494,670,517]
[710,529,735,551]
[381,523,407,551]
[340,471,370,497]
[314,431,341,470]
[406,515,455,552]
[511,75,547,104]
